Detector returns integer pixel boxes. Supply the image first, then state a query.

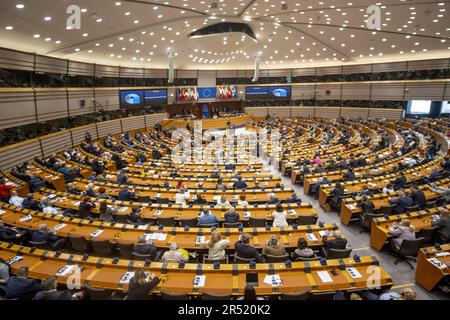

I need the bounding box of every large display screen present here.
[197,87,217,99]
[441,101,450,114]
[407,100,432,115]
[245,86,291,100]
[144,89,167,105]
[120,90,144,108]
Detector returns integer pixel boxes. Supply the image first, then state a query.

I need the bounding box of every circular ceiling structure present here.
[0,0,449,69]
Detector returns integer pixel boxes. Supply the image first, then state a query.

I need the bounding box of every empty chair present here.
[137,195,150,202]
[281,291,311,300]
[389,237,424,269]
[359,212,384,232]
[179,218,198,227]
[114,214,129,224]
[156,198,170,204]
[28,240,48,250]
[264,254,289,263]
[91,239,113,256]
[160,291,189,300]
[116,240,134,259]
[297,215,317,226]
[424,201,437,209]
[326,248,352,259]
[417,227,438,246]
[378,205,395,215]
[248,217,267,228]
[311,291,336,300]
[436,197,447,207]
[68,234,89,253]
[157,217,177,227]
[202,292,231,300]
[203,255,229,264]
[84,282,112,300]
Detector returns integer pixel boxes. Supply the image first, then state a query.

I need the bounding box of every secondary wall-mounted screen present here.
[120,90,144,108]
[407,100,432,115]
[269,86,291,99]
[144,89,167,105]
[441,101,450,113]
[245,86,269,100]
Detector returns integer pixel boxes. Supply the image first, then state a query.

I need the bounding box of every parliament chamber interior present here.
[0,0,450,305]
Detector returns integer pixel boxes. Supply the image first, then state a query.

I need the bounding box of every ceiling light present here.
[33,34,40,38]
[5,26,13,30]
[44,16,52,21]
[74,48,80,52]
[16,4,24,9]
[115,2,122,5]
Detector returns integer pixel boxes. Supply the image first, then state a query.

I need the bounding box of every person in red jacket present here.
[0,178,15,202]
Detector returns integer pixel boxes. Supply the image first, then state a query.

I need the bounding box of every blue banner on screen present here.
[120,90,144,108]
[269,86,291,99]
[144,89,167,105]
[198,87,217,99]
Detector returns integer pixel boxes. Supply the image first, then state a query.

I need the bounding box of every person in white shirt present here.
[202,230,230,260]
[8,191,24,207]
[42,199,59,215]
[237,194,249,207]
[382,182,395,194]
[161,243,189,263]
[175,189,189,205]
[272,204,288,227]
[216,195,231,208]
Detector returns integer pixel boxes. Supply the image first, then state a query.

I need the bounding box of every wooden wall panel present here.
[35,89,68,122]
[40,131,71,157]
[0,140,42,170]
[0,89,36,129]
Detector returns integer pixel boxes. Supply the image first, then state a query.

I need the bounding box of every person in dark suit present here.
[329,183,345,210]
[432,209,450,243]
[128,206,145,225]
[234,176,248,190]
[133,235,158,257]
[410,185,426,208]
[224,208,240,223]
[126,269,167,300]
[117,171,128,185]
[31,224,65,249]
[389,190,413,214]
[5,266,42,300]
[322,230,348,257]
[84,184,96,198]
[28,175,44,192]
[235,233,264,262]
[343,169,356,181]
[393,174,407,190]
[78,196,96,219]
[118,186,136,202]
[266,193,279,205]
[22,194,41,211]
[286,191,302,204]
[0,221,25,243]
[33,276,82,300]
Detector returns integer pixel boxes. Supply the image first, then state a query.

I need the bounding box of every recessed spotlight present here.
[115,1,122,5]
[96,17,103,22]
[55,40,61,44]
[5,26,13,30]
[16,4,25,9]
[44,16,52,21]
[81,8,87,13]
[74,48,80,52]
[33,34,40,38]
[45,37,51,41]
[83,33,88,37]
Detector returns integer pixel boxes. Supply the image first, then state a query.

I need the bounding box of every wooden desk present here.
[0,241,393,295]
[415,244,450,292]
[26,163,65,191]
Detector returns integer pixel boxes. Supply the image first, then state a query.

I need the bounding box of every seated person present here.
[133,235,158,257]
[362,288,417,301]
[389,220,416,250]
[175,189,189,205]
[202,230,230,261]
[432,209,450,243]
[78,196,95,219]
[5,266,42,300]
[8,191,24,207]
[234,176,248,190]
[292,238,315,260]
[223,208,240,224]
[127,269,167,300]
[0,221,25,243]
[262,235,287,256]
[343,169,356,181]
[216,195,231,208]
[128,206,145,225]
[84,184,96,198]
[393,174,407,190]
[98,202,115,223]
[237,194,249,207]
[357,195,375,220]
[358,185,373,197]
[286,191,302,204]
[198,209,219,226]
[382,182,395,194]
[193,192,207,205]
[97,187,111,200]
[272,204,288,227]
[266,193,280,205]
[235,233,264,262]
[389,190,412,214]
[322,230,348,256]
[161,243,189,263]
[329,182,345,209]
[42,199,59,215]
[33,276,83,300]
[0,178,15,202]
[22,194,41,211]
[28,175,44,192]
[410,185,426,208]
[31,223,65,249]
[118,186,135,202]
[65,183,81,195]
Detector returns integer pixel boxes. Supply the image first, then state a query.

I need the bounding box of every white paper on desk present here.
[317,271,333,283]
[213,196,221,202]
[347,204,355,210]
[263,274,283,287]
[90,229,104,238]
[6,256,23,265]
[154,193,161,198]
[0,210,5,215]
[436,252,450,258]
[428,258,446,269]
[243,211,251,218]
[72,201,81,206]
[306,233,318,241]
[196,236,205,244]
[119,207,128,212]
[288,209,296,216]
[193,275,206,287]
[50,224,67,232]
[47,194,57,199]
[119,272,150,284]
[5,181,18,186]
[56,264,78,277]
[227,183,234,187]
[232,195,239,200]
[368,182,377,187]
[153,210,163,217]
[346,267,363,279]
[148,233,160,240]
[45,175,52,178]
[19,215,32,222]
[318,230,332,237]
[106,175,115,179]
[262,182,268,186]
[157,233,167,241]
